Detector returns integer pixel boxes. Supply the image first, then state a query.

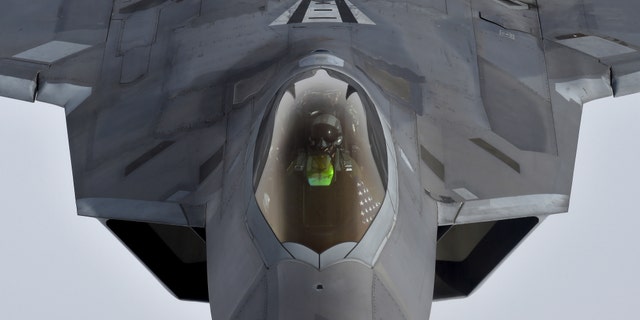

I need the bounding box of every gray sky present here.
[0,93,638,320]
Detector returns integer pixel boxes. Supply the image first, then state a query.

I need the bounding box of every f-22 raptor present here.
[1,0,639,319]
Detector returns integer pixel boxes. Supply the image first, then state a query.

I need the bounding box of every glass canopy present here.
[254,69,387,253]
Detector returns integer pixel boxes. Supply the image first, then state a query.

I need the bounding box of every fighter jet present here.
[1,0,639,319]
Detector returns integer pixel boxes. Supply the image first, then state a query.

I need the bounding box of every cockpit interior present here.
[254,69,388,253]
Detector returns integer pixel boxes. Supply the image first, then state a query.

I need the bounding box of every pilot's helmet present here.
[309,113,343,154]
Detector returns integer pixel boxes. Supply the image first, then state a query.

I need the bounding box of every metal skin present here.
[207,62,435,319]
[2,0,640,319]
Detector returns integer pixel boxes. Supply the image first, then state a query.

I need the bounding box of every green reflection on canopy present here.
[306,154,334,186]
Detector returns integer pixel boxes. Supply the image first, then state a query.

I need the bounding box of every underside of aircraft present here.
[1,0,639,319]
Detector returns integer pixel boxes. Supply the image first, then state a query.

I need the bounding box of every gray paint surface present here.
[2,95,640,319]
[2,0,640,319]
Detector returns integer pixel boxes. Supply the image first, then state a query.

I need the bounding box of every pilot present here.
[308,113,343,156]
[289,113,353,186]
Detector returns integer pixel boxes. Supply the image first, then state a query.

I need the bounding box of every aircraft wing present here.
[1,0,283,207]
[0,0,291,302]
[372,0,640,299]
[403,0,640,215]
[0,0,111,104]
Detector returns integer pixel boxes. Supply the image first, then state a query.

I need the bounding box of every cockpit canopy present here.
[254,69,387,253]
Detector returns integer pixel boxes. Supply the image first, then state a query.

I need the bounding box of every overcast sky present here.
[0,92,638,320]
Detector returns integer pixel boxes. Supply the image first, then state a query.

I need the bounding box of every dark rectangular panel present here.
[125,141,175,176]
[470,138,520,173]
[434,217,539,299]
[420,145,445,180]
[199,146,224,183]
[106,220,208,302]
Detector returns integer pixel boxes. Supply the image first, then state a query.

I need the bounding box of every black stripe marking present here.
[470,138,521,173]
[314,8,333,11]
[335,0,357,23]
[125,141,175,176]
[556,33,587,40]
[199,146,224,183]
[119,0,167,14]
[288,0,313,24]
